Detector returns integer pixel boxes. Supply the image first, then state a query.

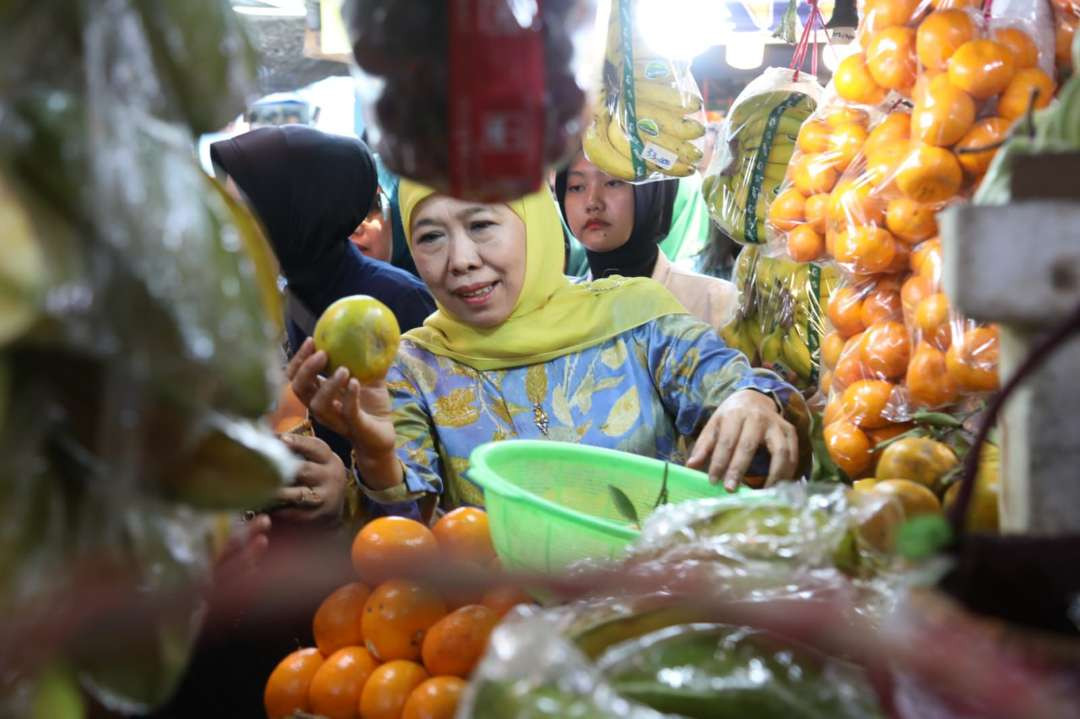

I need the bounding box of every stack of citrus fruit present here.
[263,509,532,719]
[763,3,1057,481]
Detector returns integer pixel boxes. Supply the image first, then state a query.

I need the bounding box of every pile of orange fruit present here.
[765,1,1064,480]
[263,509,531,719]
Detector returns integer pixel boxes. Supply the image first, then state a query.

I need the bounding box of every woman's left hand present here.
[687,390,799,492]
[270,434,348,527]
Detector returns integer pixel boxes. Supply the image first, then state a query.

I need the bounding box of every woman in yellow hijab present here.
[288,183,807,514]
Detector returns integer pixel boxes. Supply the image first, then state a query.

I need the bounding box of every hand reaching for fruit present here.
[270,434,349,527]
[287,337,401,490]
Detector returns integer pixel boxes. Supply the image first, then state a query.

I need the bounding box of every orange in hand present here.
[360,661,431,719]
[866,26,918,92]
[997,68,1055,121]
[916,10,977,71]
[351,516,440,585]
[896,144,963,203]
[834,53,887,105]
[402,677,468,719]
[421,604,500,678]
[313,582,372,657]
[947,39,1016,99]
[954,118,1010,176]
[825,420,873,478]
[308,646,380,719]
[363,579,448,662]
[264,648,323,719]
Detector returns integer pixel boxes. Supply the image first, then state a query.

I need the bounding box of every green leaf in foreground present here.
[897,514,953,560]
[609,485,641,530]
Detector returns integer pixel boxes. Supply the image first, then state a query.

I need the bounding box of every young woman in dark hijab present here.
[555,151,736,333]
[211,126,436,473]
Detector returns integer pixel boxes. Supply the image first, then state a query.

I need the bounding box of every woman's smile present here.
[452,280,500,306]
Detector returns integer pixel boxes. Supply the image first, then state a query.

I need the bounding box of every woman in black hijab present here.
[211,126,436,472]
[555,151,736,333]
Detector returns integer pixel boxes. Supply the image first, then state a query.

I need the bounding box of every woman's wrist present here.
[352,448,404,490]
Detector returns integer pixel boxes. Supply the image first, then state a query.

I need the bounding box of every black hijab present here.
[210,125,377,303]
[555,167,679,279]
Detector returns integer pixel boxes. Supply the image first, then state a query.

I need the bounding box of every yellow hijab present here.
[398,180,686,370]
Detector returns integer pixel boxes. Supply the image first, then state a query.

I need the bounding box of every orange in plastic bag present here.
[916,9,977,72]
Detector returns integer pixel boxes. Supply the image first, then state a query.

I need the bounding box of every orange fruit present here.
[834,226,897,275]
[820,370,834,395]
[917,10,977,71]
[826,122,869,172]
[402,677,467,719]
[421,604,499,678]
[787,224,826,262]
[931,0,980,8]
[828,286,868,338]
[997,68,1055,121]
[860,284,904,326]
[867,422,914,448]
[841,379,896,429]
[790,153,840,195]
[914,292,952,349]
[833,353,869,391]
[849,485,906,552]
[268,382,307,428]
[896,144,962,203]
[822,331,846,369]
[432,507,496,566]
[909,237,943,280]
[804,193,830,234]
[864,112,911,160]
[866,26,918,91]
[834,53,887,105]
[352,517,440,585]
[907,341,958,407]
[993,27,1039,69]
[768,187,806,231]
[363,580,448,662]
[265,648,323,719]
[947,39,1016,99]
[864,140,908,190]
[885,197,938,244]
[823,397,844,426]
[862,321,911,380]
[946,325,1000,392]
[480,585,535,618]
[308,646,379,719]
[1057,15,1077,69]
[911,74,975,147]
[901,273,935,320]
[828,177,884,230]
[824,420,874,477]
[360,661,431,719]
[825,107,871,127]
[314,295,401,383]
[886,242,912,274]
[860,0,921,39]
[797,120,832,154]
[314,583,372,657]
[873,479,943,517]
[954,118,1010,176]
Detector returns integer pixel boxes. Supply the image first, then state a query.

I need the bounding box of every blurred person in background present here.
[349,184,394,262]
[554,152,736,334]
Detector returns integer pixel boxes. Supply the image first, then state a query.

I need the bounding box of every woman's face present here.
[563,153,635,253]
[410,196,526,328]
[349,195,393,263]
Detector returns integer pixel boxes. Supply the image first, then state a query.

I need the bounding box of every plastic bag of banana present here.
[703,67,822,244]
[721,246,842,396]
[582,0,708,182]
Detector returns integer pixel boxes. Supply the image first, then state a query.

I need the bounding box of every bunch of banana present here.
[705,89,816,245]
[722,248,838,393]
[583,0,706,180]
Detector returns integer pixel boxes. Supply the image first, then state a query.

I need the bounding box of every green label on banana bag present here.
[744,93,805,244]
[619,0,646,178]
[637,118,660,138]
[643,60,669,80]
[807,262,822,388]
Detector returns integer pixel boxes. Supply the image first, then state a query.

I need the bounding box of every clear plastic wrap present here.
[703,67,822,244]
[0,0,293,714]
[581,0,708,182]
[720,246,842,395]
[344,0,594,202]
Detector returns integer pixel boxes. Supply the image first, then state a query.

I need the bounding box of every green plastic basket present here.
[466,440,751,573]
